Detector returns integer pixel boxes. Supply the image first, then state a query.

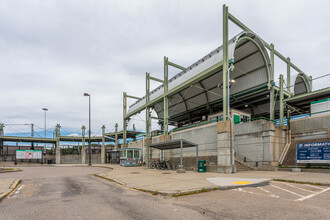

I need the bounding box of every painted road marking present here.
[277,182,314,193]
[307,184,324,190]
[9,185,24,198]
[257,187,270,193]
[234,188,279,198]
[232,181,253,185]
[270,184,304,198]
[295,187,330,202]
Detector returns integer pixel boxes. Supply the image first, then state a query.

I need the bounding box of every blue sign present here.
[297,141,330,163]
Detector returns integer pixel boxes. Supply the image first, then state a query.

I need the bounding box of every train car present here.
[119,148,141,167]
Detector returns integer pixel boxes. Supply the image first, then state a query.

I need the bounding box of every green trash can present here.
[198,160,206,172]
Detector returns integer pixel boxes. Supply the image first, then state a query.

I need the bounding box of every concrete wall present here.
[128,119,289,170]
[235,119,287,166]
[60,154,101,164]
[282,113,330,165]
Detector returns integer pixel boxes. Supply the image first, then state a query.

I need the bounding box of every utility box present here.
[198,160,206,172]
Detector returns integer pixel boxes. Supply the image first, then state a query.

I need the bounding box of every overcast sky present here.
[1,0,329,137]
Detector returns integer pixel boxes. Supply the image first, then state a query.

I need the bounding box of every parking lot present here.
[231,181,330,202]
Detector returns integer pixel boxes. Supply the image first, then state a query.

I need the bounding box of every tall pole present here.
[42,108,48,150]
[84,93,91,166]
[88,95,91,166]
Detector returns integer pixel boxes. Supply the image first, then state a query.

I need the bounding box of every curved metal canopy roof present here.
[128,31,275,122]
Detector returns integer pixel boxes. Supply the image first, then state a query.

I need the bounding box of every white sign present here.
[16,150,42,159]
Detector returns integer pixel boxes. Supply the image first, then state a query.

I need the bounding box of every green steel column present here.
[222,4,229,120]
[146,72,150,139]
[164,56,169,134]
[287,57,291,93]
[0,123,4,156]
[123,92,127,144]
[270,86,275,121]
[270,43,275,74]
[309,76,313,91]
[115,123,118,150]
[101,125,106,164]
[279,74,284,125]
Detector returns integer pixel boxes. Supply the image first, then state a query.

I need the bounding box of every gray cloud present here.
[0,0,329,135]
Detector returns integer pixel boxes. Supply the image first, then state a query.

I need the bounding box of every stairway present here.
[235,159,254,171]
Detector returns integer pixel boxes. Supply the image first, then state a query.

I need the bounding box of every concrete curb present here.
[0,168,21,173]
[0,179,21,202]
[93,173,271,197]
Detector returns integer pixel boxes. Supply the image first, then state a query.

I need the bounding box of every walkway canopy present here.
[128,32,275,125]
[147,139,198,170]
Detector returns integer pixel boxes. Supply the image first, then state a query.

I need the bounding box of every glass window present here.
[127,150,133,159]
[219,115,223,121]
[134,150,139,158]
[241,115,249,122]
[210,116,218,122]
[119,150,126,158]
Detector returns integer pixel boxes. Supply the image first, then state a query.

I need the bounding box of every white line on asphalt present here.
[270,184,304,198]
[295,187,330,202]
[307,185,324,190]
[235,188,279,198]
[257,187,270,193]
[277,182,314,193]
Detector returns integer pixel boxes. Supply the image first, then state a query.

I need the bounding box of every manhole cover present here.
[130,172,140,174]
[162,172,171,174]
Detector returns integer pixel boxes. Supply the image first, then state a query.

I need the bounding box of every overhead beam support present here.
[126,94,141,100]
[287,57,291,94]
[149,76,164,83]
[227,11,305,75]
[284,87,330,102]
[168,61,186,71]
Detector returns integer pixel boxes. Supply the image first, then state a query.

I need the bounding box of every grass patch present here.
[152,190,158,195]
[172,187,220,198]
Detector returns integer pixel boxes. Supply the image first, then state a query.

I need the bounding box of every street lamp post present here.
[42,108,48,143]
[84,93,92,166]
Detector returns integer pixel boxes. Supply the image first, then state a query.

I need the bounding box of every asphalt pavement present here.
[0,166,329,220]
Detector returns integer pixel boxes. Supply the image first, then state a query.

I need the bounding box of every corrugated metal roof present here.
[127,31,273,120]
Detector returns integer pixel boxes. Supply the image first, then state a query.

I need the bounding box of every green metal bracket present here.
[168,61,186,71]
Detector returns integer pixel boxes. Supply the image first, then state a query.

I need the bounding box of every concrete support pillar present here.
[143,138,152,165]
[216,121,235,173]
[115,123,118,150]
[81,125,86,164]
[55,124,61,164]
[101,125,106,164]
